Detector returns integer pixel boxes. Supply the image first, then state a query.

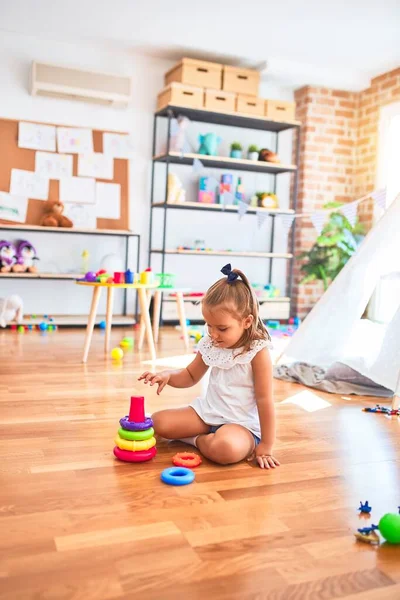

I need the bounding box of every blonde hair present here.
[202,267,270,351]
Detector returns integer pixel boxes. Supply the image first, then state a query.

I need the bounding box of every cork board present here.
[0,118,130,231]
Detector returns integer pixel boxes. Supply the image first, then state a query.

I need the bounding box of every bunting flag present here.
[192,158,205,173]
[310,212,327,235]
[340,202,358,226]
[257,210,269,229]
[238,201,248,220]
[280,214,295,235]
[371,188,387,211]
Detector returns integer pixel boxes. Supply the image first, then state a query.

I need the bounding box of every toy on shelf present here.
[252,192,279,209]
[161,467,195,486]
[40,199,73,228]
[198,176,217,204]
[0,241,17,273]
[218,174,233,204]
[125,269,134,284]
[13,241,39,274]
[172,452,202,468]
[230,142,243,159]
[359,501,372,514]
[167,173,186,204]
[198,133,221,156]
[235,177,245,205]
[258,148,280,163]
[111,347,124,361]
[0,295,23,328]
[156,272,176,288]
[169,116,190,153]
[114,272,125,284]
[114,396,157,463]
[81,250,90,274]
[362,404,400,417]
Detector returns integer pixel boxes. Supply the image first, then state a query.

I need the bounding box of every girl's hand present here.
[252,443,280,469]
[138,371,170,394]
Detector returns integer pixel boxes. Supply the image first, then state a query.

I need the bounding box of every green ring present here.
[118,427,154,441]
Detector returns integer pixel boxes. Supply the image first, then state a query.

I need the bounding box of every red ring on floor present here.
[113,446,157,462]
[172,452,202,468]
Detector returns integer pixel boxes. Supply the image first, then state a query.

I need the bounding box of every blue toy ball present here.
[160,467,195,486]
[99,320,106,329]
[39,322,48,331]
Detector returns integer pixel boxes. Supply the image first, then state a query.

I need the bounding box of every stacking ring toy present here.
[118,427,154,441]
[113,446,157,462]
[161,467,195,486]
[172,452,202,468]
[119,416,153,431]
[114,434,156,452]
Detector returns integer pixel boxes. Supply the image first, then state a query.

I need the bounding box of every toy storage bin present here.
[157,83,203,110]
[165,58,223,90]
[204,89,236,113]
[236,94,264,116]
[222,66,260,96]
[265,99,296,121]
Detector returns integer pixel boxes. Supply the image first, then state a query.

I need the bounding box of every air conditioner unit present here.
[30,61,132,107]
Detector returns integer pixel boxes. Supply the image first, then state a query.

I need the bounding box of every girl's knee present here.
[209,436,244,465]
[152,410,173,439]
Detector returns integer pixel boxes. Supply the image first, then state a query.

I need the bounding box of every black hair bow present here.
[221,263,239,283]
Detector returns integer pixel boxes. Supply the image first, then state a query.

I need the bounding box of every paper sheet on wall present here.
[35,151,73,179]
[18,122,56,152]
[0,192,28,223]
[10,169,49,201]
[103,133,133,158]
[57,127,93,155]
[59,176,95,205]
[63,203,97,229]
[78,153,114,180]
[95,182,121,219]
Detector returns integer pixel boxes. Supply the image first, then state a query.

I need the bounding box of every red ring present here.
[113,446,157,462]
[172,452,202,468]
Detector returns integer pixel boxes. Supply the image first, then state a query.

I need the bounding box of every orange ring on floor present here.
[172,452,202,468]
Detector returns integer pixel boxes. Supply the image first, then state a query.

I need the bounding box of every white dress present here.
[191,334,270,438]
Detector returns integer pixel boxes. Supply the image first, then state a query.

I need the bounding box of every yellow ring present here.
[114,434,156,452]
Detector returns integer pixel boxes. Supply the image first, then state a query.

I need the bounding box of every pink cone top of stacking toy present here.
[129,396,145,422]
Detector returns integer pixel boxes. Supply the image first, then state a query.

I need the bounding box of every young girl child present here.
[139,264,280,469]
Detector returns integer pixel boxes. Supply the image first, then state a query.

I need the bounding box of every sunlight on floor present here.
[281,390,332,412]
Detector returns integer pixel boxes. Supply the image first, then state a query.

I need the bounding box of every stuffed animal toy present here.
[0,294,23,328]
[198,133,221,156]
[40,199,73,228]
[167,173,185,204]
[258,148,280,163]
[13,240,39,273]
[0,241,17,272]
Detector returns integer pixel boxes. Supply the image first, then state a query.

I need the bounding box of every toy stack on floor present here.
[113,396,157,463]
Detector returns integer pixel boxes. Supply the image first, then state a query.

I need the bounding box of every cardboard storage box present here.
[157,83,203,110]
[204,89,236,113]
[265,99,296,121]
[222,66,260,96]
[236,94,264,116]
[165,58,222,90]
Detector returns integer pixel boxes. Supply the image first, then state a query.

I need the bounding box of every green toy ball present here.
[120,336,134,348]
[379,513,400,544]
[17,325,25,333]
[111,347,124,361]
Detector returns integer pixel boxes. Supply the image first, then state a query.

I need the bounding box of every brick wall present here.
[292,66,400,319]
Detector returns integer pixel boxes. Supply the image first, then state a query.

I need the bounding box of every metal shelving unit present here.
[148,105,300,322]
[0,224,141,320]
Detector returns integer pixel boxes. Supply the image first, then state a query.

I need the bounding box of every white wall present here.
[0,30,295,315]
[0,30,172,315]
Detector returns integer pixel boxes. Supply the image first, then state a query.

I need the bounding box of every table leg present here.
[176,291,189,350]
[152,290,162,343]
[105,286,114,353]
[138,289,152,350]
[82,286,102,363]
[138,287,156,362]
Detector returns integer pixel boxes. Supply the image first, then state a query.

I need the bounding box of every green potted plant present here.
[247,144,259,161]
[298,202,365,290]
[230,142,243,159]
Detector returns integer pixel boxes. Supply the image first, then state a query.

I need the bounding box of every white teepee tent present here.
[276,193,400,408]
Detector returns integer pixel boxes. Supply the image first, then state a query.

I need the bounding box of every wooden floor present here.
[0,327,399,600]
